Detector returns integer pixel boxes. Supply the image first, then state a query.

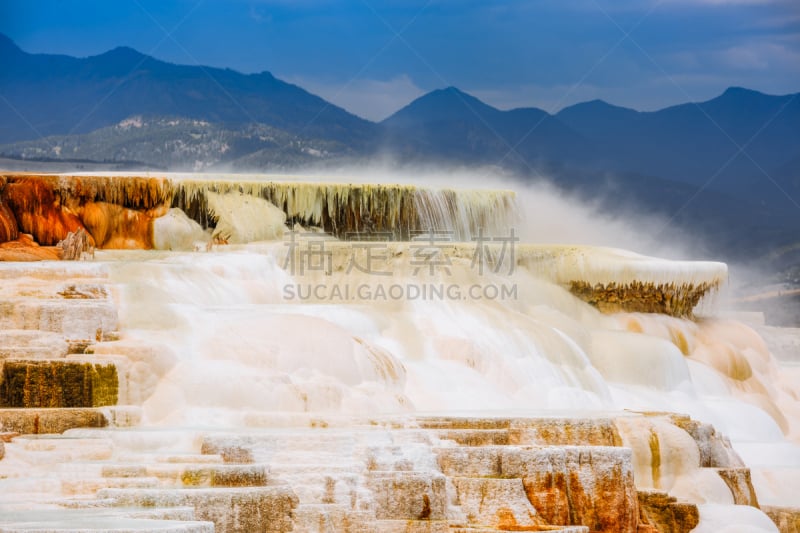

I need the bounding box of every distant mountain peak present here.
[382,86,500,127]
[0,36,374,146]
[414,86,494,107]
[441,86,466,94]
[0,33,23,55]
[555,99,640,137]
[95,45,147,61]
[722,86,762,97]
[558,98,637,114]
[422,86,478,101]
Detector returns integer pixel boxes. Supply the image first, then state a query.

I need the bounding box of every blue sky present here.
[1,0,798,120]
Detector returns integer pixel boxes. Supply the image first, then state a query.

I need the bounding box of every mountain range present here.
[0,33,798,265]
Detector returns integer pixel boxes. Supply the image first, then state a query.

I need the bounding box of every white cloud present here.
[717,44,772,69]
[283,74,426,122]
[715,41,800,70]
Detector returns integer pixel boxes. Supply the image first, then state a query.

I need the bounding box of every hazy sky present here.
[1,0,798,120]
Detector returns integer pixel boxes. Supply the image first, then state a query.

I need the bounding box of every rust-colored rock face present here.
[0,198,18,243]
[78,201,156,249]
[0,175,168,252]
[516,448,639,533]
[0,233,61,261]
[433,418,641,533]
[2,177,88,246]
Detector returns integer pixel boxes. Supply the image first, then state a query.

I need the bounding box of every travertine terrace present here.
[0,173,725,316]
[0,173,798,532]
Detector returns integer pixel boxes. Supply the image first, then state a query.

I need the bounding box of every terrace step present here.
[0,331,71,360]
[0,408,110,434]
[0,359,118,408]
[292,503,373,533]
[0,299,118,341]
[97,487,298,533]
[434,429,510,447]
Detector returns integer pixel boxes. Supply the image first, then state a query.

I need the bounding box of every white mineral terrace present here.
[0,174,798,532]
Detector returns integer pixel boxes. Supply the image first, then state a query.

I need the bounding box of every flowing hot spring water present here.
[0,171,798,532]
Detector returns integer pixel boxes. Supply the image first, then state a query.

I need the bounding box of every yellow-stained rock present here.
[179,465,268,488]
[569,280,713,318]
[636,490,699,533]
[0,359,118,408]
[715,468,759,507]
[763,506,800,533]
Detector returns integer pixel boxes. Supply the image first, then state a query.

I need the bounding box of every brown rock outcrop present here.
[58,228,94,260]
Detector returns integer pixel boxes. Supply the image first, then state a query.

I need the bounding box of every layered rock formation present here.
[0,173,794,533]
[0,172,727,317]
[0,409,773,532]
[0,259,732,532]
[0,173,516,249]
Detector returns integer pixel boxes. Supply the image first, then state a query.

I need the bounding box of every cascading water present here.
[0,171,798,533]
